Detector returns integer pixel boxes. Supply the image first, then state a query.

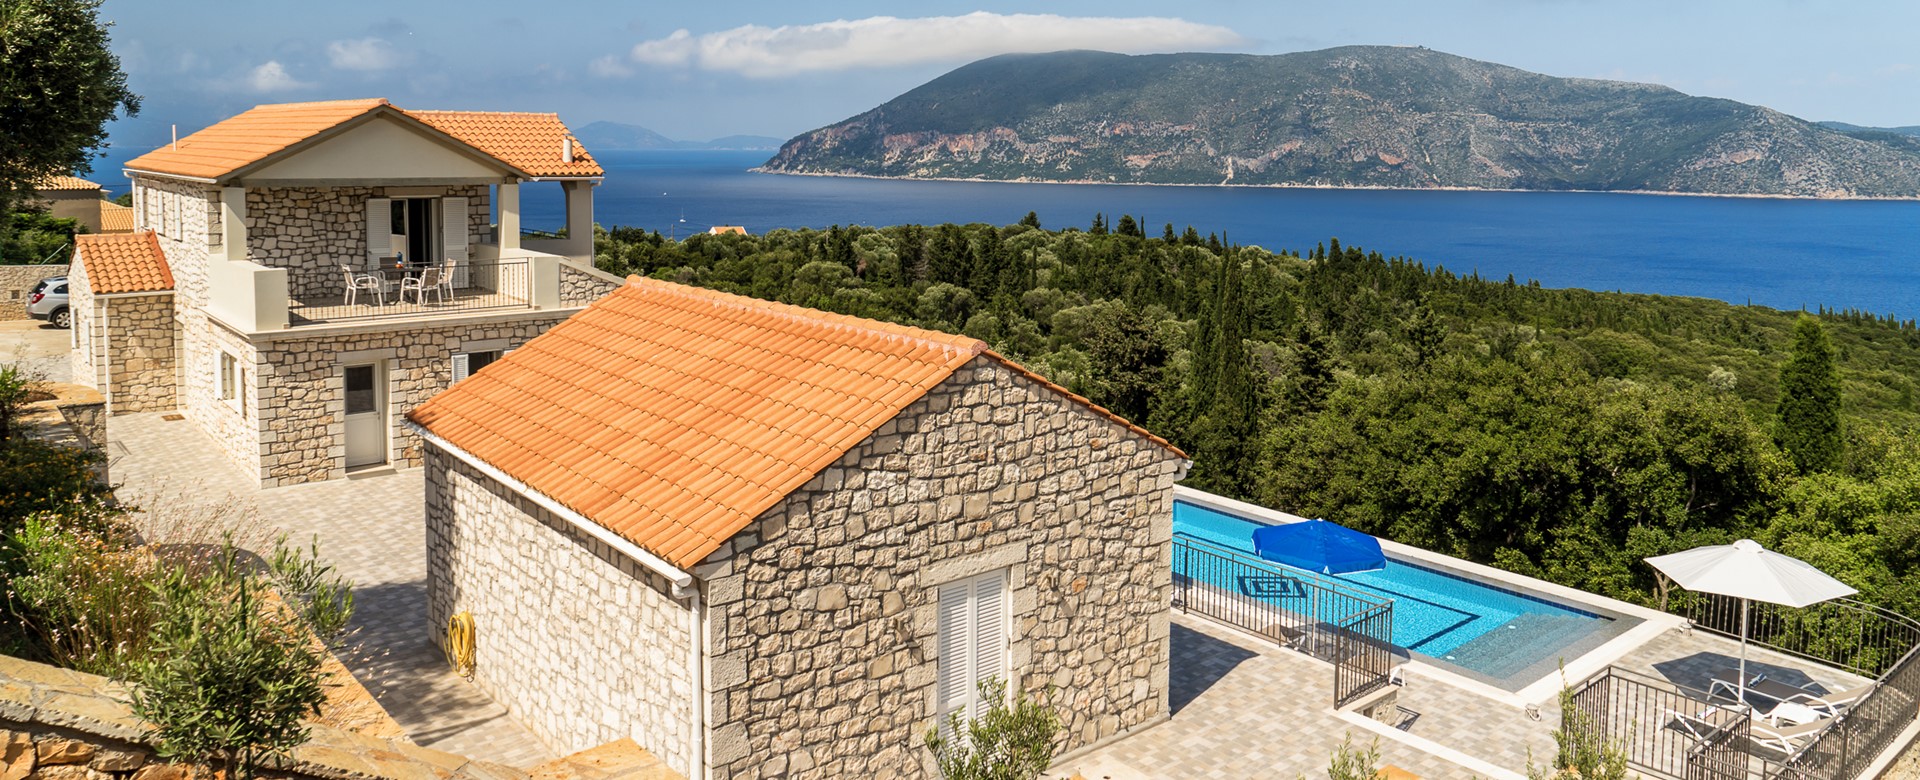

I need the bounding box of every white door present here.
[343,363,387,468]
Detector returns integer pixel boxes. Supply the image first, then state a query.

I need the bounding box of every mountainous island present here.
[575,121,783,151]
[760,46,1920,198]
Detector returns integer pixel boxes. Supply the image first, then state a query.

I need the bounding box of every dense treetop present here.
[596,217,1920,620]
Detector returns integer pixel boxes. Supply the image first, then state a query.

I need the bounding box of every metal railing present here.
[292,259,533,325]
[1564,666,1777,780]
[1333,600,1396,709]
[1776,643,1920,780]
[1664,588,1920,679]
[1170,534,1396,707]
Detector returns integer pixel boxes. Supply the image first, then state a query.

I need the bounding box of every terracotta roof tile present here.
[123,98,601,180]
[410,278,1181,570]
[125,99,391,179]
[74,231,173,294]
[406,110,602,178]
[97,202,135,233]
[32,175,101,192]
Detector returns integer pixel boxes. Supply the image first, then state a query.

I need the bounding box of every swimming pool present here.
[1175,498,1625,687]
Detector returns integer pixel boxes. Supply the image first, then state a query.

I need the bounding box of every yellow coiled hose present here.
[444,611,477,679]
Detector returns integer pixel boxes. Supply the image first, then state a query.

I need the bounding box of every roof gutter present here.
[406,420,696,593]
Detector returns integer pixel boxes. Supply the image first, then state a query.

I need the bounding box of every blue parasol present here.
[1251,519,1386,575]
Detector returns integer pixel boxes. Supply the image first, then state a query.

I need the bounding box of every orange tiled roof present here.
[123,99,601,181]
[74,231,172,294]
[125,99,391,179]
[97,202,135,233]
[32,175,102,192]
[409,278,1181,569]
[407,110,602,178]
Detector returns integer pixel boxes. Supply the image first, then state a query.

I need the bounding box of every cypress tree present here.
[1776,315,1844,473]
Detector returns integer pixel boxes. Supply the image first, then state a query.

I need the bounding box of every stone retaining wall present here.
[696,355,1185,779]
[0,265,65,321]
[0,654,527,780]
[424,451,695,773]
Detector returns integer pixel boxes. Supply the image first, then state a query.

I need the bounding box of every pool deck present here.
[1057,612,1872,779]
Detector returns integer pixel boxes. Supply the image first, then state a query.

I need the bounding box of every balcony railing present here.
[290,259,534,326]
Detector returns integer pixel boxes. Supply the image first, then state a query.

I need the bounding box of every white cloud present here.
[589,54,635,78]
[327,37,402,71]
[246,61,310,92]
[622,12,1247,78]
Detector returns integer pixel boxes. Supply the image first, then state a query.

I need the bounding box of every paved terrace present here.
[108,412,555,769]
[1060,607,1871,778]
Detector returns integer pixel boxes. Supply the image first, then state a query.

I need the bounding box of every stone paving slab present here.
[108,412,555,769]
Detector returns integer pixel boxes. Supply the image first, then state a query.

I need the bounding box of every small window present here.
[344,365,376,414]
[451,349,503,383]
[217,352,237,401]
[51,284,67,295]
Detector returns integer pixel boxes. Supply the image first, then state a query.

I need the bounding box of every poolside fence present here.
[1569,643,1920,780]
[1666,589,1920,679]
[1563,666,1776,780]
[1775,641,1920,780]
[1170,534,1396,708]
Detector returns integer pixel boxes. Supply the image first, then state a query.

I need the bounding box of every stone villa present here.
[67,98,623,485]
[407,278,1191,779]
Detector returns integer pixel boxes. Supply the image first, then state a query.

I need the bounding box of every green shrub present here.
[7,517,156,675]
[1308,735,1381,780]
[130,539,352,780]
[924,678,1062,780]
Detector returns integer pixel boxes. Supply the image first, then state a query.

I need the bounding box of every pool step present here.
[1438,613,1600,680]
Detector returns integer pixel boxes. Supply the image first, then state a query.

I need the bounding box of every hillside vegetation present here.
[596,216,1920,619]
[763,47,1920,198]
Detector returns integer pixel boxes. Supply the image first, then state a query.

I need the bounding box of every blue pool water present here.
[1175,499,1617,682]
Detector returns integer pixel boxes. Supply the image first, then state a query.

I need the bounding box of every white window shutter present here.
[451,352,470,383]
[936,580,973,724]
[366,198,392,267]
[972,572,1007,716]
[441,197,469,263]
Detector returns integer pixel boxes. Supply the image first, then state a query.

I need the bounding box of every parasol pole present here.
[1738,597,1751,709]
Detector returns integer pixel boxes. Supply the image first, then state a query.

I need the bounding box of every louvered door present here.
[934,570,1009,731]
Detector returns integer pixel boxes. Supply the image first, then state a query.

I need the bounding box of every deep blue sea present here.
[516,150,1920,318]
[93,147,1920,317]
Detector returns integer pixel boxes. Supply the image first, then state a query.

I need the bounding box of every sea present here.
[94,148,1920,318]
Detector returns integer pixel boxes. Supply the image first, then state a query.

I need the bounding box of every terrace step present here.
[1441,613,1598,679]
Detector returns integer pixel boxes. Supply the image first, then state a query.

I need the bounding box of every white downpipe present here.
[688,584,707,780]
[407,422,693,590]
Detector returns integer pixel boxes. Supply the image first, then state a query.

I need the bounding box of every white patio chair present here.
[341,264,385,306]
[437,256,459,300]
[1747,713,1831,758]
[400,265,446,305]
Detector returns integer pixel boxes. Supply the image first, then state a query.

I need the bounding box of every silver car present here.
[26,277,70,329]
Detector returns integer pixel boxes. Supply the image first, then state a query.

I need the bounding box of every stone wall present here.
[558,261,624,308]
[424,450,695,773]
[100,294,178,414]
[248,312,566,487]
[0,264,65,321]
[696,356,1185,779]
[181,314,261,483]
[246,186,492,300]
[68,261,100,387]
[133,176,214,312]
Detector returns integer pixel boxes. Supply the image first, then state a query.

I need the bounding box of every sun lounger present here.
[1709,670,1874,718]
[1747,713,1831,757]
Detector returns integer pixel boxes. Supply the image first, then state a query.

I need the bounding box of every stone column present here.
[561,180,595,262]
[220,187,247,261]
[498,181,521,252]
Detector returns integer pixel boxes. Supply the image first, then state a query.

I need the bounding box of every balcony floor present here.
[288,287,531,327]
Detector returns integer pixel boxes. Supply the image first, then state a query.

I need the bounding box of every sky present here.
[94,1,1920,160]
